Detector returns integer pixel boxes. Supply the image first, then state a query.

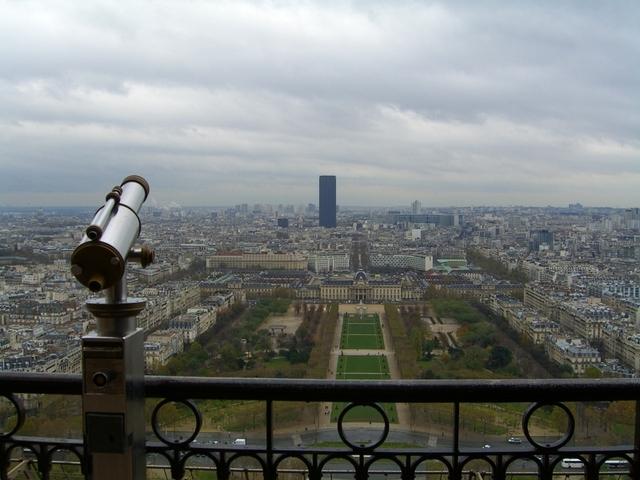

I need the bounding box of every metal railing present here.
[1,373,639,479]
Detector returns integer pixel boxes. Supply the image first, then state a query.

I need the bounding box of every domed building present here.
[312,270,424,303]
[354,270,368,282]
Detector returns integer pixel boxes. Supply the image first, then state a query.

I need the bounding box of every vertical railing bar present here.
[219,451,229,480]
[39,448,50,480]
[453,401,460,453]
[587,452,598,480]
[495,454,504,480]
[541,453,550,480]
[453,401,460,480]
[404,453,412,480]
[266,399,273,479]
[311,452,317,480]
[0,443,7,480]
[634,400,640,479]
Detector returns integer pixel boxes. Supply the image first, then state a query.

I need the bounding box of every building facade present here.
[545,338,601,374]
[308,253,350,273]
[206,253,308,271]
[370,254,433,272]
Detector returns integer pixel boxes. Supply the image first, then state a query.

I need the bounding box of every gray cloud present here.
[0,0,638,207]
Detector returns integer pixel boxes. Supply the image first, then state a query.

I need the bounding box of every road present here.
[147,429,632,478]
[350,233,369,270]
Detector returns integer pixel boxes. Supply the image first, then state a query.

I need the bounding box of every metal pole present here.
[82,277,146,480]
[633,400,640,479]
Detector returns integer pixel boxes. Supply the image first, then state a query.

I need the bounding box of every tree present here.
[462,346,490,370]
[459,322,496,348]
[409,326,423,360]
[420,368,440,379]
[584,366,602,378]
[219,342,243,371]
[486,345,513,370]
[422,337,440,360]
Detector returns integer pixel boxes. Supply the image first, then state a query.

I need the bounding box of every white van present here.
[232,438,247,446]
[560,458,583,469]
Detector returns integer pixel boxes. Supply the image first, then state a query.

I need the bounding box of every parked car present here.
[507,436,522,444]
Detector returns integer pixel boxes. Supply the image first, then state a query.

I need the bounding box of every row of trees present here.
[305,304,339,378]
[384,304,421,378]
[397,304,432,361]
[279,303,326,366]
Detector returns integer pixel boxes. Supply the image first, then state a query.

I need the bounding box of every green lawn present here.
[346,323,380,335]
[331,402,397,423]
[340,314,384,350]
[337,355,390,379]
[265,357,291,368]
[343,313,380,323]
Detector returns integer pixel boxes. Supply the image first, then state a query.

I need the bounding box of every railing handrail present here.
[1,372,640,402]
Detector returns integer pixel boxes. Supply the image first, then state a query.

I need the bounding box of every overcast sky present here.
[0,1,638,207]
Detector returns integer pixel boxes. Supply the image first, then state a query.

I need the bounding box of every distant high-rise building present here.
[411,200,421,215]
[530,229,554,251]
[277,218,289,228]
[319,175,336,228]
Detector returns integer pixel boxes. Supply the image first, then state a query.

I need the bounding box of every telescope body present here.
[71,175,149,292]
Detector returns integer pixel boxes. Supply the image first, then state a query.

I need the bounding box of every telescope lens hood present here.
[121,175,150,200]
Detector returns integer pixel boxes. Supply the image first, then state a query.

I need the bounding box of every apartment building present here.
[546,338,601,374]
[206,252,308,271]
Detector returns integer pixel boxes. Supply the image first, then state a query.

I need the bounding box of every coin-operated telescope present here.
[71,174,154,295]
[71,175,153,480]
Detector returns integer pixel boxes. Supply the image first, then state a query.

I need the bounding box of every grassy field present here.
[340,313,384,350]
[331,401,397,424]
[333,354,396,423]
[336,355,390,379]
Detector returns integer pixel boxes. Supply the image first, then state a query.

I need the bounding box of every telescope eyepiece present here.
[86,225,103,241]
[88,277,104,293]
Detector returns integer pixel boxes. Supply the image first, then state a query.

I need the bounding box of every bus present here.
[603,459,628,470]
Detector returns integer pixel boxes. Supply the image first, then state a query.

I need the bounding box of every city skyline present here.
[0,1,638,207]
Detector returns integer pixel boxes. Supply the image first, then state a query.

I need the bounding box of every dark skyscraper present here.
[530,229,554,252]
[319,175,336,228]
